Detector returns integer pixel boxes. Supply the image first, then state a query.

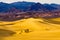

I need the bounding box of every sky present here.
[0,0,60,4]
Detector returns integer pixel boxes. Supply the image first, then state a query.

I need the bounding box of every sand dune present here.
[0,18,60,40]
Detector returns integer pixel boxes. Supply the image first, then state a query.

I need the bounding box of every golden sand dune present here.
[0,18,60,40]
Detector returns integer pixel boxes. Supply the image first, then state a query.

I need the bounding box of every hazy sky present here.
[0,0,60,4]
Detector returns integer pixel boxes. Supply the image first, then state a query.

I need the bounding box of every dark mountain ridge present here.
[0,1,60,13]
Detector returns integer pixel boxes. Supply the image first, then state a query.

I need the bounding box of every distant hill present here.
[43,4,57,11]
[0,2,13,12]
[11,1,35,11]
[50,4,60,10]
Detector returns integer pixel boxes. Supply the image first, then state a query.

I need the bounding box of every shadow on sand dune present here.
[0,29,16,40]
[43,18,60,24]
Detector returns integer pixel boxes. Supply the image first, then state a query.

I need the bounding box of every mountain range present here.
[0,1,60,13]
[0,2,60,21]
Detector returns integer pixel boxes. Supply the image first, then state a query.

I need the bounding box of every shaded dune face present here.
[43,19,60,24]
[0,29,16,37]
[42,17,60,25]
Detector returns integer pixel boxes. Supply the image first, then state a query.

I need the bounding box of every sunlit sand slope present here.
[0,18,60,40]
